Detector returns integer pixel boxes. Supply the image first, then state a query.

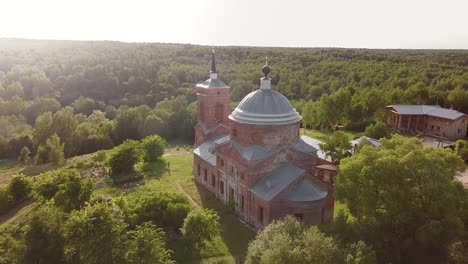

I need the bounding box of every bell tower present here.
[194,50,231,146]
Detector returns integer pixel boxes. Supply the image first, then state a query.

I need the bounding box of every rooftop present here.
[251,163,305,201]
[193,134,229,166]
[285,179,328,202]
[229,65,301,125]
[350,136,382,147]
[388,105,466,120]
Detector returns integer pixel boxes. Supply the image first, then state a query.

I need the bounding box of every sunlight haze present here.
[1,0,468,49]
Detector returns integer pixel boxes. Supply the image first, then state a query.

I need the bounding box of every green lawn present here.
[301,128,364,142]
[95,147,255,263]
[0,160,24,188]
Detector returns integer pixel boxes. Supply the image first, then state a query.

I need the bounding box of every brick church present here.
[193,52,335,229]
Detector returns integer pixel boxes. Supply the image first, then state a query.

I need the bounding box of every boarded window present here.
[259,206,264,224]
[215,102,223,122]
[219,181,224,195]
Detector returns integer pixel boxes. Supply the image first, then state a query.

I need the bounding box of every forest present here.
[0,39,467,263]
[0,38,467,161]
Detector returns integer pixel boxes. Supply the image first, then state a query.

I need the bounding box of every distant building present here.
[350,136,381,154]
[193,52,335,229]
[386,105,468,140]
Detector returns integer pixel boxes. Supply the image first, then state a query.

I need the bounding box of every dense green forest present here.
[0,38,467,160]
[0,39,467,263]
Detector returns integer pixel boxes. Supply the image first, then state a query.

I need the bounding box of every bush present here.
[131,192,190,231]
[107,140,142,182]
[141,135,166,162]
[34,134,65,165]
[365,121,390,139]
[7,175,32,203]
[0,189,13,215]
[34,169,93,212]
[181,209,220,248]
[18,146,31,163]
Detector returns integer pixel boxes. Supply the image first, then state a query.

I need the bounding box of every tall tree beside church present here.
[336,135,467,263]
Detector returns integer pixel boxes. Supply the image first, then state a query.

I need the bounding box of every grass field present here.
[301,128,364,142]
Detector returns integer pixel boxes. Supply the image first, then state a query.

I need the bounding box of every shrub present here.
[34,169,93,212]
[18,146,31,163]
[141,135,166,162]
[0,189,13,215]
[365,121,390,139]
[107,140,142,182]
[131,192,190,231]
[181,209,221,248]
[7,174,32,203]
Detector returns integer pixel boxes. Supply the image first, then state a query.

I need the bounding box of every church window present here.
[199,102,205,121]
[219,181,224,195]
[204,169,207,182]
[232,128,237,137]
[220,159,224,167]
[230,165,234,174]
[241,195,245,212]
[259,206,264,224]
[215,102,224,122]
[294,213,304,222]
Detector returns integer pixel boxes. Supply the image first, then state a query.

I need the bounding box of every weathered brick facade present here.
[193,57,335,229]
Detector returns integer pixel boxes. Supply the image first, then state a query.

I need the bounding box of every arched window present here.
[215,102,223,122]
[199,102,205,121]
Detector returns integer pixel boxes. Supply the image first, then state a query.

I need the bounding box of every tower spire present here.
[209,49,218,80]
[210,49,217,73]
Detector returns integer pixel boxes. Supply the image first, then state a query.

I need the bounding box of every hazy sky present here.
[1,0,467,49]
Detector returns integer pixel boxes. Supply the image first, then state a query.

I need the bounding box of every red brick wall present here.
[229,121,301,148]
[196,87,230,129]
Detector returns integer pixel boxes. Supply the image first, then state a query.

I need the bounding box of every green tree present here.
[125,222,174,264]
[336,135,467,262]
[245,216,347,264]
[18,146,31,163]
[319,131,352,164]
[7,175,32,203]
[107,139,142,183]
[141,135,166,162]
[34,169,93,212]
[0,189,13,215]
[65,200,127,264]
[454,139,468,162]
[24,206,65,264]
[181,209,220,248]
[364,121,390,139]
[131,192,190,231]
[0,225,25,264]
[35,133,65,165]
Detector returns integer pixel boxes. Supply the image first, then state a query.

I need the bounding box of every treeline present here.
[0,39,467,159]
[0,96,194,160]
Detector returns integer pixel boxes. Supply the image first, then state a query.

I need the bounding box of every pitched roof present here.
[388,105,466,120]
[299,136,330,161]
[251,163,305,201]
[285,179,328,202]
[350,136,381,147]
[293,137,319,155]
[196,79,229,89]
[193,134,229,166]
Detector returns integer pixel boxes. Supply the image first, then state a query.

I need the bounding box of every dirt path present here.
[175,182,200,208]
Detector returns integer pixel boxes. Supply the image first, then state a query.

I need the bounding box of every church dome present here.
[229,64,301,125]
